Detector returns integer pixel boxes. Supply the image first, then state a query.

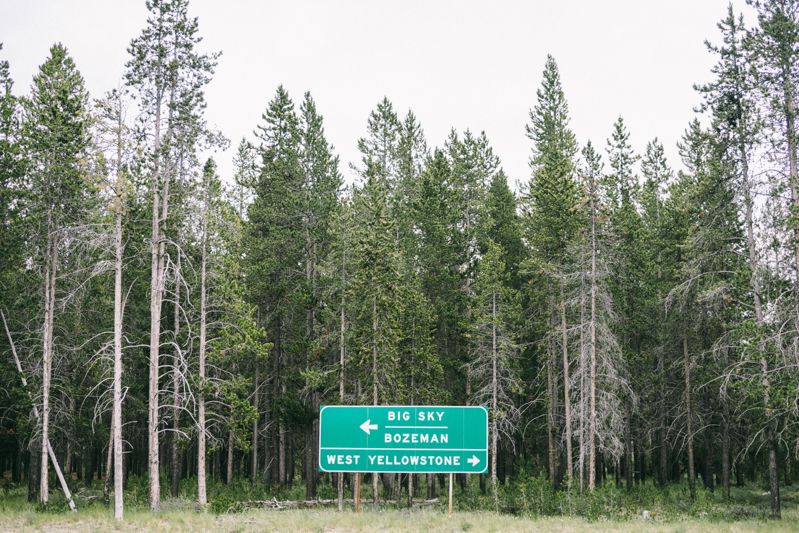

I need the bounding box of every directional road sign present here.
[318,405,488,474]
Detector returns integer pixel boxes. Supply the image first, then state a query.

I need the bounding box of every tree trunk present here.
[547,295,556,488]
[560,281,572,489]
[722,403,730,500]
[279,387,286,490]
[197,167,209,505]
[735,453,744,487]
[589,203,597,490]
[252,363,259,484]
[372,297,379,504]
[227,430,234,485]
[171,254,181,499]
[624,403,632,491]
[40,239,58,506]
[112,203,125,519]
[684,330,695,500]
[103,414,114,506]
[703,421,714,491]
[29,441,40,503]
[769,431,781,518]
[491,290,499,506]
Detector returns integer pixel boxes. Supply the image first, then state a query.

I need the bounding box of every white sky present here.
[2,0,757,189]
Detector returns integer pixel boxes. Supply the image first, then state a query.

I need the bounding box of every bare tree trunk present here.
[560,281,572,489]
[148,135,165,514]
[40,238,58,506]
[338,302,345,511]
[722,388,730,500]
[109,107,127,519]
[171,255,181,499]
[227,430,234,485]
[65,396,74,481]
[624,403,632,491]
[372,297,379,504]
[491,290,499,508]
[197,167,208,506]
[279,384,286,490]
[113,208,125,518]
[252,363,259,484]
[684,329,695,500]
[658,350,668,488]
[547,294,556,488]
[589,203,597,490]
[768,434,781,518]
[4,310,74,511]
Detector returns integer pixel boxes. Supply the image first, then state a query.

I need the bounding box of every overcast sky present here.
[2,0,757,189]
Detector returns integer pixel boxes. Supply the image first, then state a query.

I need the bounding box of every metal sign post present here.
[355,472,360,515]
[448,473,453,518]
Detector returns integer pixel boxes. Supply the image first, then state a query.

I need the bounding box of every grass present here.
[1,472,797,532]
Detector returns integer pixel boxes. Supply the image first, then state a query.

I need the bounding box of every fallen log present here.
[237,497,441,510]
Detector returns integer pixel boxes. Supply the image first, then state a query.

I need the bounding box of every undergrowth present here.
[0,468,795,525]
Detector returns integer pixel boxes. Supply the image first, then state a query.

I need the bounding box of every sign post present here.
[319,405,488,512]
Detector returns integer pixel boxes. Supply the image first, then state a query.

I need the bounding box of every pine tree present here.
[604,116,643,492]
[297,90,341,499]
[412,150,464,413]
[124,0,223,510]
[21,43,91,507]
[639,138,673,488]
[0,43,25,313]
[523,54,580,488]
[394,110,428,259]
[247,84,303,490]
[468,239,521,507]
[350,168,402,502]
[91,87,139,520]
[570,142,627,491]
[483,170,525,291]
[353,97,400,192]
[696,5,762,500]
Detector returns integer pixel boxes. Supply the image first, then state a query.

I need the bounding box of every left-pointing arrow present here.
[360,419,379,434]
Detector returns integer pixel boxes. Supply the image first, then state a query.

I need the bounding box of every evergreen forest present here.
[4,0,799,525]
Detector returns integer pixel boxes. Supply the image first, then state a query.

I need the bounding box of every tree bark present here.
[227,429,234,485]
[624,403,632,491]
[112,193,124,519]
[372,297,379,504]
[491,290,499,507]
[547,294,556,488]
[722,403,730,499]
[197,165,209,505]
[252,362,259,484]
[40,238,58,506]
[560,281,572,489]
[589,196,597,490]
[171,254,181,499]
[684,329,695,500]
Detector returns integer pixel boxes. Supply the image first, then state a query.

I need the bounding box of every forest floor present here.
[1,473,797,532]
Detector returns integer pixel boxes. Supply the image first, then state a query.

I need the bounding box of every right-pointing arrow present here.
[468,455,480,467]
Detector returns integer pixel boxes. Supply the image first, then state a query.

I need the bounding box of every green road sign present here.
[318,405,488,474]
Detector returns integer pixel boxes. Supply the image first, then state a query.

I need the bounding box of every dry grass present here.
[1,504,797,533]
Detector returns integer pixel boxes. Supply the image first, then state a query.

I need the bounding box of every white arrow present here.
[360,419,378,434]
[467,455,480,467]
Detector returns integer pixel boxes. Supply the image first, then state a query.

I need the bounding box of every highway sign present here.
[318,405,488,474]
